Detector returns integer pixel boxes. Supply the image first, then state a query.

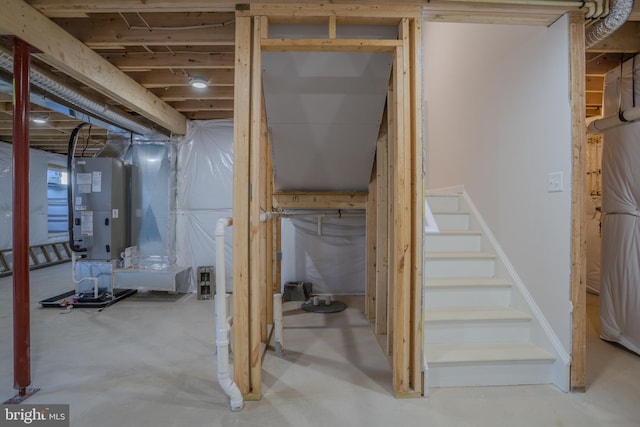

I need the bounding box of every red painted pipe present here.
[12,38,31,396]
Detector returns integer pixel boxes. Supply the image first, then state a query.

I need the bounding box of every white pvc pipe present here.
[215,217,244,412]
[273,293,284,357]
[587,106,640,134]
[259,210,366,223]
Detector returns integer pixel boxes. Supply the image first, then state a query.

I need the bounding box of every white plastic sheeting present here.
[599,56,640,354]
[0,141,67,250]
[586,196,602,295]
[281,216,366,295]
[175,119,367,295]
[176,120,234,292]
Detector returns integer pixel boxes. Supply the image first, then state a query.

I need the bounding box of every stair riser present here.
[426,362,555,388]
[426,196,460,212]
[424,287,511,308]
[426,234,482,252]
[432,213,470,230]
[426,259,495,278]
[424,321,531,343]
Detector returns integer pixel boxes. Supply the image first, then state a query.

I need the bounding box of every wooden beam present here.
[0,0,186,135]
[182,111,234,120]
[150,86,234,102]
[31,0,427,17]
[249,16,265,397]
[392,18,414,397]
[569,11,587,393]
[386,73,396,357]
[328,15,337,40]
[101,52,235,71]
[247,3,421,19]
[423,1,575,26]
[130,69,235,88]
[366,155,377,322]
[585,76,604,92]
[52,13,235,48]
[375,116,389,337]
[169,100,235,112]
[232,13,252,397]
[261,38,401,53]
[265,114,275,327]
[30,0,239,15]
[409,17,424,395]
[272,192,367,210]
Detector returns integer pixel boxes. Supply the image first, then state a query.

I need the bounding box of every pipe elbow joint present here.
[215,217,233,236]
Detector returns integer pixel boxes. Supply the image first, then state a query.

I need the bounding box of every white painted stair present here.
[424,193,558,388]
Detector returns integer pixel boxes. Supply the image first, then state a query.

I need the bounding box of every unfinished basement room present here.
[0,1,639,426]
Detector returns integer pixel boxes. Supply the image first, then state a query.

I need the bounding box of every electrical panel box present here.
[72,158,129,261]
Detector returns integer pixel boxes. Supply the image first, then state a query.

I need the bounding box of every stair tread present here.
[425,307,531,322]
[426,277,511,288]
[426,251,495,259]
[425,342,555,364]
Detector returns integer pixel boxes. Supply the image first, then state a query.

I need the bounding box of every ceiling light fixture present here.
[32,114,48,124]
[189,76,208,89]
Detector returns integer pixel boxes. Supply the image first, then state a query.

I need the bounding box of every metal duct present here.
[0,44,160,137]
[585,0,634,48]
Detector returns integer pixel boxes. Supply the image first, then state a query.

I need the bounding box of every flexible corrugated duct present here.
[585,0,634,49]
[0,44,158,136]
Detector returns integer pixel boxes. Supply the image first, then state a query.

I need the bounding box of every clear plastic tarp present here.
[600,56,640,354]
[175,119,367,295]
[0,141,67,250]
[281,216,366,295]
[176,120,234,292]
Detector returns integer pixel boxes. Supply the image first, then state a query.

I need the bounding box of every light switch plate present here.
[548,172,563,192]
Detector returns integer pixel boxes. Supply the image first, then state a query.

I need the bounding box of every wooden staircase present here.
[424,193,558,388]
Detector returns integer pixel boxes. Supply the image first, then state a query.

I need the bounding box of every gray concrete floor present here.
[1,263,639,427]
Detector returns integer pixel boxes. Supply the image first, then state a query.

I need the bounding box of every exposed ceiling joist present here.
[101,51,234,70]
[53,13,235,48]
[0,0,187,135]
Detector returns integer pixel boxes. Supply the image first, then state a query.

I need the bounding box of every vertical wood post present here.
[375,118,389,337]
[409,17,424,393]
[366,157,377,321]
[569,10,587,392]
[249,15,265,397]
[232,12,252,396]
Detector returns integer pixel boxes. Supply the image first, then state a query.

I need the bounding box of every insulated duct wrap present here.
[599,55,640,355]
[585,0,634,49]
[0,45,156,136]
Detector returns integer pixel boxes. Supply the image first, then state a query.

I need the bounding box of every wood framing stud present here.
[273,192,367,210]
[569,10,587,393]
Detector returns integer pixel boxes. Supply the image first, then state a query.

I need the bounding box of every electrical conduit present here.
[215,218,243,412]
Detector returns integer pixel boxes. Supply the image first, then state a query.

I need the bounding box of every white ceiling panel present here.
[263,51,393,192]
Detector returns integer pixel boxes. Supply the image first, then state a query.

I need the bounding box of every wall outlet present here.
[547,172,563,192]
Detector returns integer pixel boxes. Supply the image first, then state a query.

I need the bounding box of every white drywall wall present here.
[423,17,573,351]
[0,141,67,250]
